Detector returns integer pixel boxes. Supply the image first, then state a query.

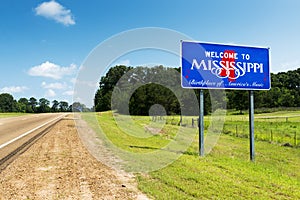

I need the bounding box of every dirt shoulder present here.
[0,115,147,199]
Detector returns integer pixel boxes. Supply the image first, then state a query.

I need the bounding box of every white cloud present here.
[41,81,67,90]
[0,86,28,94]
[35,0,75,26]
[45,89,56,97]
[113,59,131,66]
[28,61,77,80]
[63,90,74,96]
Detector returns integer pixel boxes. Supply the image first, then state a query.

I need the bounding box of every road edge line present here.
[0,114,66,149]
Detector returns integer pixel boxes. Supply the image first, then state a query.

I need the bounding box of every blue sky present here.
[0,0,300,106]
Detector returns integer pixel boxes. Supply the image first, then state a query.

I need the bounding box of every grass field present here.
[223,111,300,147]
[0,113,30,118]
[83,111,300,199]
[167,111,300,147]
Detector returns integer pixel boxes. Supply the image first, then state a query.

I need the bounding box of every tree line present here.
[0,93,90,113]
[95,65,300,115]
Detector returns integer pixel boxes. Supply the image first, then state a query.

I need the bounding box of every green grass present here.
[223,111,300,147]
[137,136,300,199]
[160,111,300,147]
[83,111,300,199]
[0,112,30,118]
[92,112,180,153]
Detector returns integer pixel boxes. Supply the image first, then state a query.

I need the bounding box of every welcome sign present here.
[181,41,271,90]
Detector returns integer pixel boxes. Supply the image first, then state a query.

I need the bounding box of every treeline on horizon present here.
[94,65,300,115]
[0,94,90,113]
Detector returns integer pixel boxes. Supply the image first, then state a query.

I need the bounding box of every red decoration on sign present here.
[220,50,236,82]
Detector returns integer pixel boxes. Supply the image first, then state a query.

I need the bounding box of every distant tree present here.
[71,102,91,112]
[278,88,295,107]
[17,97,32,113]
[29,97,38,113]
[51,100,59,112]
[38,98,50,113]
[71,102,82,112]
[59,101,69,112]
[0,93,16,112]
[227,90,248,114]
[95,65,132,112]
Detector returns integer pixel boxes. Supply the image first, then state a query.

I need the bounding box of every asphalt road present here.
[0,113,66,148]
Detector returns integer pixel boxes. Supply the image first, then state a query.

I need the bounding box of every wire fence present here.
[223,122,299,147]
[161,115,300,148]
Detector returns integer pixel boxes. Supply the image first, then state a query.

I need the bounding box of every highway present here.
[0,113,67,170]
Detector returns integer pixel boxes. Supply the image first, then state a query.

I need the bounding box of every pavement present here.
[0,113,66,148]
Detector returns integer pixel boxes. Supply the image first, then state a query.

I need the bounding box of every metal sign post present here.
[249,90,255,161]
[199,90,204,156]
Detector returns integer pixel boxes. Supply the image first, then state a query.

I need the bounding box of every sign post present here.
[249,90,255,161]
[199,89,204,156]
[181,41,270,160]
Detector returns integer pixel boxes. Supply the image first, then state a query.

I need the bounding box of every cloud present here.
[113,59,131,66]
[28,61,77,80]
[63,90,74,96]
[41,81,67,90]
[0,86,28,94]
[45,89,56,97]
[35,0,75,26]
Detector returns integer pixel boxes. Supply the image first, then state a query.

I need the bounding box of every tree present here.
[59,101,69,112]
[227,90,248,114]
[71,102,83,112]
[17,97,32,113]
[0,93,16,112]
[278,88,295,107]
[51,100,59,112]
[95,65,132,112]
[29,97,38,113]
[99,65,200,116]
[38,98,50,113]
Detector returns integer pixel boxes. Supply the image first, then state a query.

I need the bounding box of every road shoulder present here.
[0,115,146,199]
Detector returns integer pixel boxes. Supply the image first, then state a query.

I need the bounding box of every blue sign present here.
[181,41,270,90]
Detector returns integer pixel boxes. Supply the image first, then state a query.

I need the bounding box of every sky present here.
[0,0,300,106]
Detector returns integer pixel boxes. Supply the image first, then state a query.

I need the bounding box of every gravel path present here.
[0,115,146,199]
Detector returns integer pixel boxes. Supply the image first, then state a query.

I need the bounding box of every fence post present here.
[236,125,238,137]
[294,131,297,146]
[270,129,273,142]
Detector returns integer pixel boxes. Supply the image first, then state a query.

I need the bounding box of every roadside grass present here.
[93,112,179,153]
[137,136,300,199]
[223,111,300,147]
[0,113,30,118]
[83,111,300,199]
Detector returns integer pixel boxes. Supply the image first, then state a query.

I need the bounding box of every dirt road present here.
[0,115,147,199]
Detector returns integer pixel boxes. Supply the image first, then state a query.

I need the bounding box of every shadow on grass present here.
[129,145,159,150]
[129,145,199,156]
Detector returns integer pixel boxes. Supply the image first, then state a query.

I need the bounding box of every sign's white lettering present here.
[191,59,264,80]
[205,51,238,59]
[191,50,264,80]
